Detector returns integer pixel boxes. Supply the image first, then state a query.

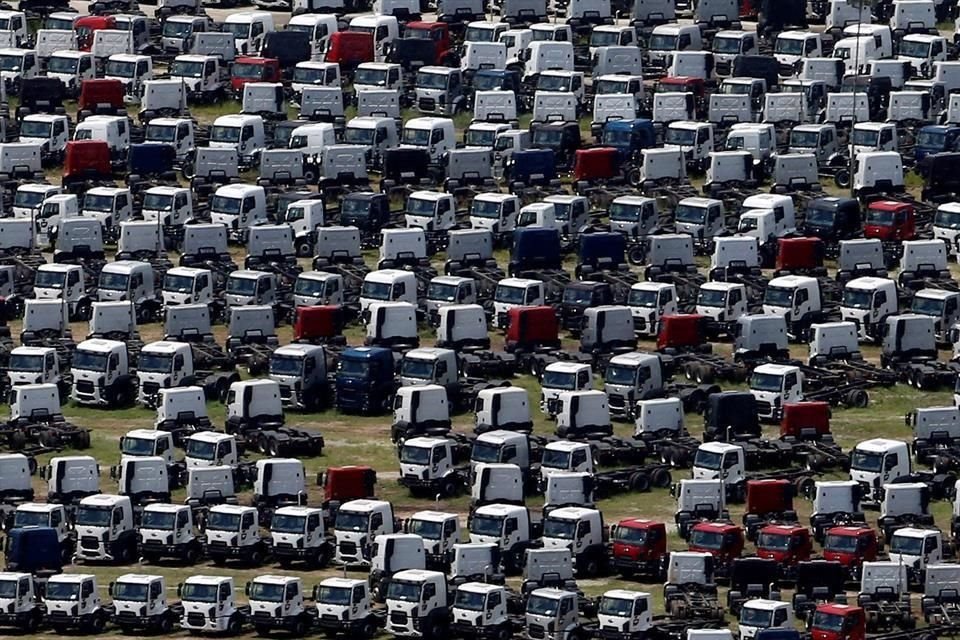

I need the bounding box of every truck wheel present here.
[440,478,458,498]
[159,613,174,634]
[629,472,650,492]
[362,619,378,638]
[117,541,134,564]
[212,555,226,566]
[845,389,869,408]
[293,617,309,636]
[651,468,672,488]
[249,547,265,566]
[88,612,106,633]
[255,625,271,637]
[24,611,39,633]
[185,543,200,564]
[228,614,243,635]
[580,556,600,577]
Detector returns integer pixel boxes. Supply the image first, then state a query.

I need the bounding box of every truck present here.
[70,338,135,407]
[246,575,313,636]
[136,338,239,408]
[223,379,325,457]
[73,493,136,564]
[179,576,248,635]
[138,502,202,564]
[43,574,108,633]
[109,574,182,634]
[204,504,266,566]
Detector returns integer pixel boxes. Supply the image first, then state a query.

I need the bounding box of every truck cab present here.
[849,438,911,504]
[738,600,795,639]
[334,498,396,566]
[179,576,242,634]
[540,362,592,417]
[74,493,136,563]
[749,364,804,421]
[401,116,456,162]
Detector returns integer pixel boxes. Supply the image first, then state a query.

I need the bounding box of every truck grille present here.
[529,624,545,639]
[778,63,795,76]
[608,394,625,410]
[186,613,206,627]
[322,614,339,621]
[76,380,94,394]
[50,610,67,618]
[142,382,160,395]
[418,98,436,111]
[755,400,772,416]
[80,536,99,550]
[715,62,730,75]
[339,541,357,554]
[279,385,293,399]
[390,612,408,624]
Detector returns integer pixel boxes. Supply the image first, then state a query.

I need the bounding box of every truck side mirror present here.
[177,584,183,597]
[245,582,251,596]
[108,582,115,597]
[311,585,319,601]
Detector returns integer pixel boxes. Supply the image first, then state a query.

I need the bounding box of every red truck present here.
[609,519,667,579]
[809,604,866,640]
[503,306,561,353]
[294,306,347,346]
[864,200,917,242]
[231,57,281,93]
[75,15,116,51]
[775,237,827,277]
[400,22,455,64]
[742,479,796,541]
[822,525,880,580]
[688,521,744,576]
[755,523,813,578]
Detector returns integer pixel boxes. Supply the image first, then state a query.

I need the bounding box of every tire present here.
[581,556,600,578]
[629,472,650,492]
[362,619,378,639]
[159,613,174,634]
[228,614,243,635]
[117,541,134,564]
[651,468,672,488]
[256,625,271,637]
[249,547,265,566]
[296,240,312,258]
[88,612,106,633]
[440,478,458,498]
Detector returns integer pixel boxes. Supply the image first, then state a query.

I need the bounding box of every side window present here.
[432,446,447,463]
[423,583,436,599]
[577,370,589,387]
[571,448,587,468]
[678,34,691,49]
[81,581,93,598]
[634,598,648,616]
[394,281,406,296]
[151,582,162,599]
[205,61,215,76]
[723,453,739,469]
[252,21,263,38]
[287,583,299,599]
[488,591,501,609]
[219,584,231,601]
[352,586,365,603]
[51,510,62,527]
[371,512,383,530]
[376,25,388,40]
[241,512,254,529]
[431,128,444,144]
[177,510,189,528]
[885,453,899,470]
[388,68,399,85]
[68,270,80,286]
[443,519,457,536]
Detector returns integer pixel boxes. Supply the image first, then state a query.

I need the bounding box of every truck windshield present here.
[764,285,794,306]
[494,285,525,304]
[613,526,647,544]
[919,129,945,148]
[34,269,65,288]
[812,611,844,632]
[465,26,495,42]
[532,127,563,147]
[8,353,42,372]
[589,31,620,47]
[536,75,571,92]
[720,82,751,95]
[609,203,640,222]
[270,355,302,375]
[628,288,657,307]
[936,208,960,229]
[851,128,878,147]
[541,448,570,469]
[551,202,571,221]
[775,38,804,55]
[757,532,790,550]
[890,535,923,555]
[294,277,325,296]
[899,39,930,58]
[605,364,636,385]
[603,128,634,145]
[73,350,108,371]
[664,128,696,146]
[407,518,442,539]
[335,511,369,531]
[141,510,176,530]
[185,439,216,460]
[471,441,501,463]
[123,436,155,456]
[693,449,722,469]
[46,56,78,73]
[599,597,633,617]
[83,193,115,212]
[354,67,387,86]
[386,580,421,602]
[13,510,48,528]
[143,191,173,211]
[293,66,325,84]
[206,511,241,531]
[698,288,727,307]
[542,371,576,389]
[211,195,243,215]
[146,124,177,142]
[182,583,218,603]
[750,371,783,392]
[648,33,676,50]
[163,20,192,37]
[689,529,723,549]
[675,204,706,223]
[45,582,80,600]
[361,280,392,300]
[19,120,52,137]
[338,358,370,378]
[543,517,577,540]
[790,130,819,147]
[0,580,17,598]
[105,60,135,78]
[169,60,203,77]
[804,205,834,225]
[527,595,560,616]
[76,505,112,526]
[271,513,306,533]
[250,582,285,603]
[454,590,485,611]
[740,607,773,627]
[344,127,374,144]
[713,36,743,54]
[473,73,504,91]
[469,514,503,536]
[0,54,23,71]
[232,62,266,80]
[406,198,436,216]
[401,358,434,379]
[850,449,883,472]
[99,271,129,291]
[913,296,945,315]
[318,586,352,605]
[465,128,497,147]
[164,273,195,293]
[842,289,873,309]
[824,534,858,552]
[865,208,894,226]
[210,126,241,144]
[223,22,251,39]
[139,353,172,373]
[402,128,430,146]
[471,199,500,219]
[226,277,257,295]
[114,582,149,601]
[14,190,46,207]
[399,445,431,465]
[416,71,448,89]
[563,288,593,304]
